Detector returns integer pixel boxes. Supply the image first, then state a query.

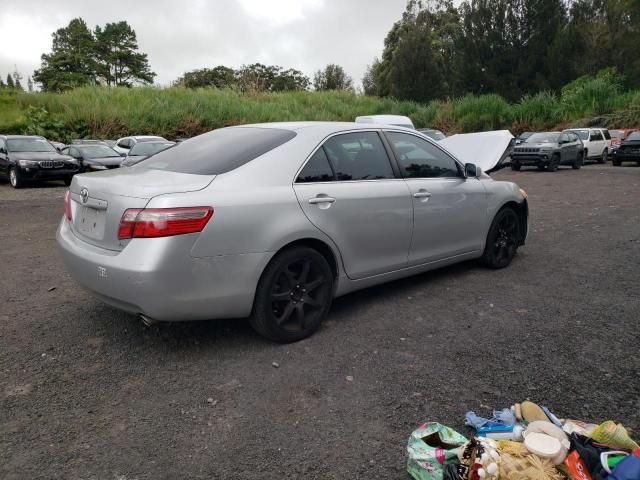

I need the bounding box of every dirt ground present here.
[1,164,639,480]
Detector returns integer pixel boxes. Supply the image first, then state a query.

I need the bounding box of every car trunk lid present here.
[68,168,215,251]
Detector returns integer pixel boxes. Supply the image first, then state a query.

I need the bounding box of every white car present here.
[563,128,611,163]
[355,115,414,129]
[112,135,168,155]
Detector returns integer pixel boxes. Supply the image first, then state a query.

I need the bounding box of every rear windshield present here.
[129,142,175,156]
[139,127,297,175]
[609,131,624,139]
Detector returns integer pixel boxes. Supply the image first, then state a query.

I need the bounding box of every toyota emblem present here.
[80,188,89,204]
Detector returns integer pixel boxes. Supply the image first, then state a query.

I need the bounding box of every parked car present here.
[58,122,528,342]
[121,141,176,167]
[418,128,446,141]
[112,135,168,155]
[515,132,533,145]
[511,131,584,171]
[563,128,611,163]
[0,135,79,188]
[612,131,640,166]
[355,115,414,129]
[609,129,639,151]
[61,144,124,172]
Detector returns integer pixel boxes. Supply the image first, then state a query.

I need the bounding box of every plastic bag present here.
[407,422,469,480]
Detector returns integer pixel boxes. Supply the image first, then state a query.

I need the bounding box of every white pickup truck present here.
[563,128,612,163]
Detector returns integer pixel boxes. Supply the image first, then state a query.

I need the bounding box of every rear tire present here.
[9,167,24,189]
[572,150,583,169]
[482,208,520,269]
[250,246,334,343]
[612,158,621,166]
[599,149,607,164]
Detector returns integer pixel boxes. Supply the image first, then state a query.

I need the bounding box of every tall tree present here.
[175,66,236,89]
[313,64,353,91]
[27,76,34,92]
[33,18,96,92]
[94,21,155,86]
[0,77,5,89]
[6,73,14,89]
[12,68,24,91]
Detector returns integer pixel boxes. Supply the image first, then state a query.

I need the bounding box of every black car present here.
[612,131,640,166]
[61,144,123,172]
[0,135,80,188]
[510,131,584,171]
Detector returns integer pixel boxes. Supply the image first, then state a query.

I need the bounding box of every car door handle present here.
[413,191,432,199]
[308,196,336,205]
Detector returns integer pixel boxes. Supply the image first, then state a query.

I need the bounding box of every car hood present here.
[439,130,514,172]
[9,151,75,162]
[84,156,123,166]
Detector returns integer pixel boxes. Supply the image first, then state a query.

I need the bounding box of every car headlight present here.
[17,160,39,167]
[519,188,528,199]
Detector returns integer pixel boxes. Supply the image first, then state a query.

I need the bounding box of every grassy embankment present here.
[0,77,639,141]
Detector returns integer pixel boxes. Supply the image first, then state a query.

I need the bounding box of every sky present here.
[0,0,410,88]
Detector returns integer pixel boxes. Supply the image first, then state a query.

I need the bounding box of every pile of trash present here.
[407,401,639,480]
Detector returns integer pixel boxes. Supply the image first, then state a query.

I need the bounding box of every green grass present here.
[0,80,639,142]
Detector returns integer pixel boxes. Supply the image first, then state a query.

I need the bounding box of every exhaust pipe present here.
[139,314,158,327]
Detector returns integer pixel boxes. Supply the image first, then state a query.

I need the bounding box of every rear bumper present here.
[56,217,272,321]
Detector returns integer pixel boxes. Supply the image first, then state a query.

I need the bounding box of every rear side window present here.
[603,130,611,140]
[590,130,603,141]
[297,148,335,183]
[385,131,460,178]
[322,132,394,180]
[140,127,297,175]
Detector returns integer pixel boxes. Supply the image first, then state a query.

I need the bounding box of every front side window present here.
[296,148,335,183]
[560,133,569,143]
[322,132,394,181]
[385,131,460,178]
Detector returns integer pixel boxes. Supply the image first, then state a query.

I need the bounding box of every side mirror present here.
[465,163,481,178]
[0,147,6,155]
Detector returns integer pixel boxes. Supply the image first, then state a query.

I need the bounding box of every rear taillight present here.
[118,207,213,240]
[64,190,72,221]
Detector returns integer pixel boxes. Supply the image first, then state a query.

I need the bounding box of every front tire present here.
[481,208,520,269]
[250,246,334,342]
[612,157,621,166]
[9,167,24,189]
[547,154,560,172]
[510,162,521,171]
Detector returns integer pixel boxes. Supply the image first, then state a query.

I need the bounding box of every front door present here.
[383,131,488,265]
[293,131,413,279]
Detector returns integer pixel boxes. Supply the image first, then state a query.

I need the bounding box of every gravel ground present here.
[1,164,639,480]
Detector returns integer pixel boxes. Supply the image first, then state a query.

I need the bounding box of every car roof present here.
[230,121,416,133]
[1,135,46,140]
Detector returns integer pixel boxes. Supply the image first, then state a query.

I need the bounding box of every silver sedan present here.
[57,122,528,342]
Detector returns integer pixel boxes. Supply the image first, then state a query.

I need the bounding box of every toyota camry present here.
[57,122,528,342]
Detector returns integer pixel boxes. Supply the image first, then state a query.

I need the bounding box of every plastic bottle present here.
[477,425,524,441]
[608,449,640,480]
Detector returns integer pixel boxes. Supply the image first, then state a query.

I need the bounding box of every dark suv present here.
[0,135,80,188]
[510,131,584,172]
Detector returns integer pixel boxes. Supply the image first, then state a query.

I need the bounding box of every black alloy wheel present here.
[251,246,333,342]
[482,208,520,269]
[547,154,560,172]
[511,162,521,171]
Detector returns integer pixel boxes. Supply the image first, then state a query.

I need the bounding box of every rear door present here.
[589,129,605,157]
[383,130,488,265]
[293,130,413,279]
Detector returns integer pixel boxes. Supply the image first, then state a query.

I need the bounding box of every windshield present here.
[627,132,640,141]
[81,145,121,158]
[609,130,625,139]
[7,138,57,153]
[129,142,175,156]
[567,130,589,140]
[526,132,560,144]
